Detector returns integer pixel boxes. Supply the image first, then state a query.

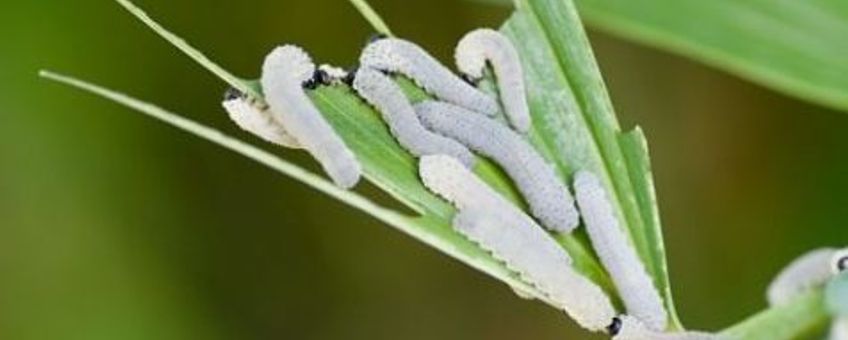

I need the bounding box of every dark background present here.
[2,0,846,339]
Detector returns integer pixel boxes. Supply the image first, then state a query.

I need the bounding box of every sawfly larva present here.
[360,38,499,116]
[455,28,531,133]
[352,68,476,167]
[222,88,300,149]
[419,155,616,331]
[767,247,838,305]
[415,101,579,232]
[574,171,668,331]
[261,45,361,189]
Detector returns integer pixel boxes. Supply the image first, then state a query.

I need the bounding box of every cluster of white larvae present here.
[222,28,722,339]
[767,248,848,340]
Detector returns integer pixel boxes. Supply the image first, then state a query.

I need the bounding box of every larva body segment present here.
[418,155,616,332]
[222,91,300,149]
[414,101,579,232]
[767,247,838,305]
[455,28,531,133]
[574,171,668,331]
[613,316,718,340]
[360,38,499,116]
[261,45,361,189]
[352,68,476,167]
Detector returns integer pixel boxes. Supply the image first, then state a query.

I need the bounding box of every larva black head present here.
[342,65,359,86]
[366,33,388,46]
[606,317,623,336]
[837,254,848,272]
[312,68,332,87]
[223,87,245,101]
[460,73,481,86]
[303,69,328,90]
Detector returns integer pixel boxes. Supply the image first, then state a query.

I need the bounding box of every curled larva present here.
[261,45,361,189]
[415,101,579,232]
[352,68,476,167]
[767,247,838,305]
[832,248,848,275]
[613,315,718,340]
[455,28,530,133]
[360,38,499,116]
[574,171,668,331]
[419,155,616,331]
[222,88,300,149]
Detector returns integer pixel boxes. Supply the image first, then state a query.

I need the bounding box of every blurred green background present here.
[2,0,846,339]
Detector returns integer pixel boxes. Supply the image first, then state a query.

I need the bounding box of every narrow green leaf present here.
[62,0,626,316]
[38,69,559,307]
[720,291,829,340]
[114,0,258,99]
[471,0,848,112]
[573,0,848,111]
[346,0,394,37]
[504,0,680,328]
[618,127,680,328]
[67,0,689,330]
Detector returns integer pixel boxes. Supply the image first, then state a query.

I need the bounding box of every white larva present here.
[766,247,838,305]
[613,315,718,340]
[455,28,531,133]
[832,318,848,340]
[414,100,579,232]
[261,45,361,189]
[222,89,301,149]
[419,155,616,331]
[573,171,668,331]
[359,38,500,116]
[832,248,848,275]
[318,64,349,82]
[352,68,476,167]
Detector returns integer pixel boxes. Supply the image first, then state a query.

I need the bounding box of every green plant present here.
[476,0,848,112]
[40,0,843,338]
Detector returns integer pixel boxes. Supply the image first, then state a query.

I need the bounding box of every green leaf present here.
[574,0,848,111]
[473,0,848,112]
[38,69,555,307]
[48,0,687,332]
[502,0,679,328]
[346,0,394,37]
[51,0,631,315]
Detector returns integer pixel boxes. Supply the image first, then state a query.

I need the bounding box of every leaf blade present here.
[505,0,680,327]
[574,0,848,111]
[38,69,558,306]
